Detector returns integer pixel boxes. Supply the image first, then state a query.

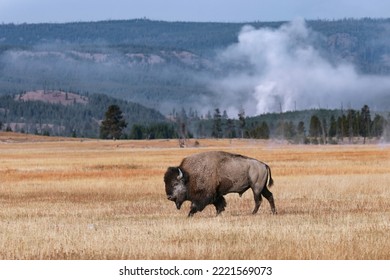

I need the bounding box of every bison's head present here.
[164,167,188,210]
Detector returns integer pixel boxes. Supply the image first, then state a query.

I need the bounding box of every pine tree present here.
[225,119,236,138]
[360,105,371,144]
[329,115,337,138]
[100,105,127,139]
[212,108,222,138]
[371,114,385,138]
[259,121,270,139]
[309,115,322,144]
[297,121,307,144]
[238,109,246,138]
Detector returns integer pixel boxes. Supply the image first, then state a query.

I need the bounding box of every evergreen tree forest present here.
[1,19,390,143]
[166,105,390,144]
[0,92,166,138]
[1,91,389,144]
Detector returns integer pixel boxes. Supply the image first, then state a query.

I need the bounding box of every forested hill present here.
[0,19,241,52]
[1,18,390,114]
[2,18,390,69]
[0,91,167,138]
[0,19,390,105]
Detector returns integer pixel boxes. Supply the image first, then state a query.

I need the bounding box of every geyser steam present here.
[210,18,390,115]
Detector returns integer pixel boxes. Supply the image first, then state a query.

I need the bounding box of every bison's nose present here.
[167,195,173,201]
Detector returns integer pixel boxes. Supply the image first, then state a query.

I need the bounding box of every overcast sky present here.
[1,0,390,24]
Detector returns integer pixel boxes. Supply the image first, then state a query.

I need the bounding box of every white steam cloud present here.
[210,18,390,116]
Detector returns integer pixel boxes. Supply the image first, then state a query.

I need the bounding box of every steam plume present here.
[210,18,390,116]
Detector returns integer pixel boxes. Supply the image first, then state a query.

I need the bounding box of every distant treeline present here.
[1,91,389,143]
[167,105,390,144]
[0,92,166,138]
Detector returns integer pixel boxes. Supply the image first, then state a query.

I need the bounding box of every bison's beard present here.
[175,200,184,210]
[167,195,185,210]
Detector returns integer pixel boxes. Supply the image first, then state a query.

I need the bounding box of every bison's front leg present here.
[213,195,227,215]
[188,202,199,217]
[187,201,207,217]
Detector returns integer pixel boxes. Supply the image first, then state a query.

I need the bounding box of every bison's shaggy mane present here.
[164,166,189,184]
[164,167,179,184]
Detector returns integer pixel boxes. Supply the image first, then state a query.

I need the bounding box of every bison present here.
[164,151,276,217]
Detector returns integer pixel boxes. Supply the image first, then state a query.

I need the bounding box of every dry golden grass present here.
[1,132,389,260]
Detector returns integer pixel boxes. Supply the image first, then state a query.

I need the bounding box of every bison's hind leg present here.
[213,195,227,216]
[261,186,277,214]
[251,183,263,214]
[252,193,263,214]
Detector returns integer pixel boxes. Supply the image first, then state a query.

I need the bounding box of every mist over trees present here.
[1,90,389,144]
[166,104,389,144]
[1,19,390,142]
[1,18,390,114]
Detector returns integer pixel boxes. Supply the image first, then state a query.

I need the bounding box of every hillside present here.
[0,91,167,138]
[1,90,389,142]
[1,18,390,114]
[15,90,88,105]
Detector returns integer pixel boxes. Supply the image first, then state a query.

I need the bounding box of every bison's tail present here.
[266,164,274,188]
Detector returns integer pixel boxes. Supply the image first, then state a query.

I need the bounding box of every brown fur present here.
[164,151,276,217]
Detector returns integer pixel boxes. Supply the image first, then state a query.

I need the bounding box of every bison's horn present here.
[177,168,183,180]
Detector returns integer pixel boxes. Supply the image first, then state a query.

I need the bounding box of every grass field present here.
[0,132,389,260]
